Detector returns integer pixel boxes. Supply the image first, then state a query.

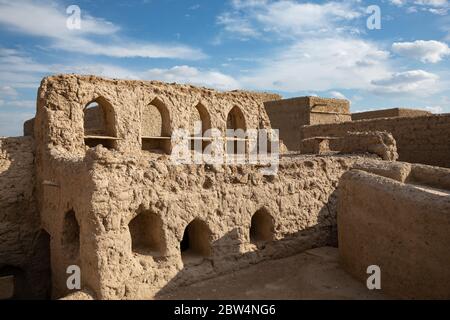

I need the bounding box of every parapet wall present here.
[338,164,450,299]
[301,114,450,168]
[351,108,432,121]
[0,137,50,299]
[83,154,370,299]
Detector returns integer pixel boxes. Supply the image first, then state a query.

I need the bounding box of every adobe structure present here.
[0,74,449,300]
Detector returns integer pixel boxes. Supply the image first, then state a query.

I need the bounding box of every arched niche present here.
[129,210,165,257]
[141,97,171,154]
[83,96,118,149]
[189,103,212,152]
[226,106,247,155]
[180,219,212,263]
[250,208,274,244]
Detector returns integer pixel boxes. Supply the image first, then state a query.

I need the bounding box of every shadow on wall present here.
[0,137,52,299]
[153,191,338,298]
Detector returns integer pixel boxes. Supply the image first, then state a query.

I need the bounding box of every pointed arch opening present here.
[226,106,247,155]
[129,210,165,257]
[61,210,80,261]
[180,219,212,263]
[189,103,212,152]
[250,208,274,245]
[84,97,118,149]
[141,97,171,154]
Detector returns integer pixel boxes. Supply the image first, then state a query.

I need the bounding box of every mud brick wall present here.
[352,108,432,121]
[0,137,50,299]
[338,166,450,299]
[264,96,351,151]
[301,114,450,168]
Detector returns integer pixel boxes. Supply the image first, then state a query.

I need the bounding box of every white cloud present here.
[389,0,449,14]
[329,91,348,100]
[143,66,240,90]
[371,70,439,94]
[389,0,407,6]
[0,0,205,60]
[240,37,391,92]
[0,86,18,97]
[414,0,448,7]
[217,0,362,39]
[424,105,444,113]
[217,13,261,39]
[0,0,118,39]
[392,40,450,63]
[0,100,36,109]
[0,48,239,92]
[50,37,205,60]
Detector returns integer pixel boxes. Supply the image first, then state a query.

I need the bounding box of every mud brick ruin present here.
[1,74,449,300]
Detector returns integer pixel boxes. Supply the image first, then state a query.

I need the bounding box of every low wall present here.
[338,166,450,299]
[351,108,431,121]
[301,114,450,168]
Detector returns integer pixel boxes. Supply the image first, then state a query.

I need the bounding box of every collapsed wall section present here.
[301,114,450,168]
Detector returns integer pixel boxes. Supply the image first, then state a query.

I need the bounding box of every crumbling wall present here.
[0,137,50,299]
[333,131,398,161]
[264,96,351,151]
[34,74,381,300]
[352,108,432,121]
[300,131,399,161]
[338,164,450,299]
[33,75,284,299]
[86,152,369,299]
[34,74,280,156]
[301,114,450,168]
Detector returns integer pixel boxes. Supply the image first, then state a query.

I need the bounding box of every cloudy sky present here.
[0,0,449,136]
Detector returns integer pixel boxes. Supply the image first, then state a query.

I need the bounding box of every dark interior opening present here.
[129,211,164,257]
[180,219,211,261]
[250,209,274,244]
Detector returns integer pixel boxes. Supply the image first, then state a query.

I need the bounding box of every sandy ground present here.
[157,247,387,300]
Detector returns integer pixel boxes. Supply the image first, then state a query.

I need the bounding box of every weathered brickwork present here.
[301,115,450,168]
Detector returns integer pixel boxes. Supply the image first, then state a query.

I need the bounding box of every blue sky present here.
[0,0,449,136]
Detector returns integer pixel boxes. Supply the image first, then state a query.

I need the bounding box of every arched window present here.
[190,103,211,152]
[180,219,212,262]
[226,106,247,155]
[84,97,118,149]
[250,208,274,244]
[141,98,171,154]
[129,210,165,257]
[62,210,80,260]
